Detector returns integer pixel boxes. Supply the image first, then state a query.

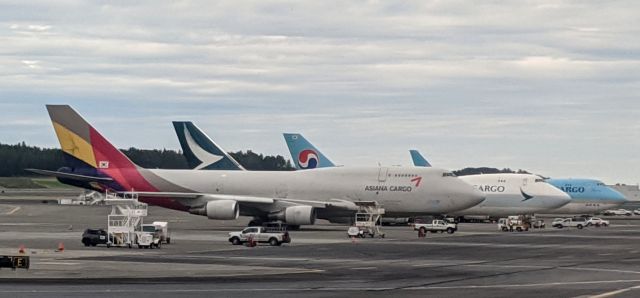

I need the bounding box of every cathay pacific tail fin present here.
[173,121,245,171]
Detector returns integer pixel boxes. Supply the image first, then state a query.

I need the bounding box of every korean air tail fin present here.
[173,121,245,171]
[410,149,432,167]
[282,133,335,170]
[45,105,154,191]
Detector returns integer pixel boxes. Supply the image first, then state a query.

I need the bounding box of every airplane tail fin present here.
[410,149,432,167]
[282,133,335,170]
[172,121,245,171]
[46,105,153,191]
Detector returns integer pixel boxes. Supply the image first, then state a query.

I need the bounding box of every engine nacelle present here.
[283,206,316,225]
[205,200,239,220]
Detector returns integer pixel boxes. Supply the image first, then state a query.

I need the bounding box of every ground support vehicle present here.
[552,217,587,229]
[136,224,162,249]
[498,216,530,232]
[586,217,609,227]
[531,219,545,229]
[104,191,147,248]
[347,201,386,238]
[151,221,170,244]
[228,226,291,246]
[413,220,458,236]
[603,209,632,216]
[81,229,109,247]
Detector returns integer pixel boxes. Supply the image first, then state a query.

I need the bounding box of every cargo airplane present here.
[544,179,627,215]
[409,150,627,215]
[29,106,485,227]
[281,135,572,216]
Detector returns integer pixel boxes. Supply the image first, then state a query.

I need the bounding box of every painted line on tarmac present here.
[380,241,574,249]
[178,255,315,262]
[4,206,20,215]
[509,233,640,240]
[0,288,390,294]
[37,262,80,266]
[412,263,469,268]
[3,281,640,294]
[463,264,550,269]
[351,267,376,270]
[406,279,640,290]
[0,223,68,226]
[560,267,640,275]
[588,284,640,298]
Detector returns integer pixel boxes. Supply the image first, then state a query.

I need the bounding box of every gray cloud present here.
[0,1,639,183]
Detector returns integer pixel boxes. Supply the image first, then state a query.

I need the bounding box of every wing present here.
[121,191,360,211]
[124,192,274,204]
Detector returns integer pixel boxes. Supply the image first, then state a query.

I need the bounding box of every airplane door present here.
[378,167,389,182]
[214,182,224,193]
[275,184,288,199]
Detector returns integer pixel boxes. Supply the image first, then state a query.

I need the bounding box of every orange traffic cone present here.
[57,242,65,252]
[18,244,25,254]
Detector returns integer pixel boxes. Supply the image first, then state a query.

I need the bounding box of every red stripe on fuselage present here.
[88,128,190,211]
[139,197,190,212]
[89,127,157,192]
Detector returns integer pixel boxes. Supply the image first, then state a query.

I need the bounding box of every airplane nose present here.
[610,188,628,202]
[548,192,572,208]
[461,188,485,210]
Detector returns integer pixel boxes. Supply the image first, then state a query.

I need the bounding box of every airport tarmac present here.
[2,202,640,297]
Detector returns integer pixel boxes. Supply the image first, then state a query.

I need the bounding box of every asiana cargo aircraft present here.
[280,134,572,217]
[29,105,485,227]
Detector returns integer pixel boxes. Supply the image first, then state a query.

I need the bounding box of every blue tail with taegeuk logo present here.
[282,133,335,170]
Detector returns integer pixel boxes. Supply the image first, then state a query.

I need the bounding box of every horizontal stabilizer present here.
[25,168,114,182]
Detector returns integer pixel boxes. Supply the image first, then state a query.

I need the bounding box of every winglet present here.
[282,133,335,170]
[173,121,245,170]
[410,149,432,167]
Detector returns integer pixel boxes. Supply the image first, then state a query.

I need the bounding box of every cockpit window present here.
[597,183,605,186]
[442,172,456,177]
[535,179,544,183]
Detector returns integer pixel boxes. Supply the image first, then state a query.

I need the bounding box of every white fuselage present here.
[451,174,571,216]
[139,166,485,217]
[544,202,622,215]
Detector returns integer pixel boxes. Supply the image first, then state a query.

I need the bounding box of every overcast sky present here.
[1,1,639,183]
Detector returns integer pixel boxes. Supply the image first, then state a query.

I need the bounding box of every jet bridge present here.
[104,191,147,248]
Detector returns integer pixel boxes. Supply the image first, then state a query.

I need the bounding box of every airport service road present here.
[2,204,640,298]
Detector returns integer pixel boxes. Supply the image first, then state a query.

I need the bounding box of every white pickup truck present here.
[413,220,457,234]
[603,209,632,216]
[228,226,291,246]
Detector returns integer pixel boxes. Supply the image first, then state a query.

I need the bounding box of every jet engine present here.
[190,200,239,220]
[271,206,316,225]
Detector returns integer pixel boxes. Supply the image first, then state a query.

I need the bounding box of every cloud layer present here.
[1,1,639,183]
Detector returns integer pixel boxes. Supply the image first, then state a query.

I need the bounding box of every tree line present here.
[0,142,527,177]
[454,167,529,176]
[0,142,294,176]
